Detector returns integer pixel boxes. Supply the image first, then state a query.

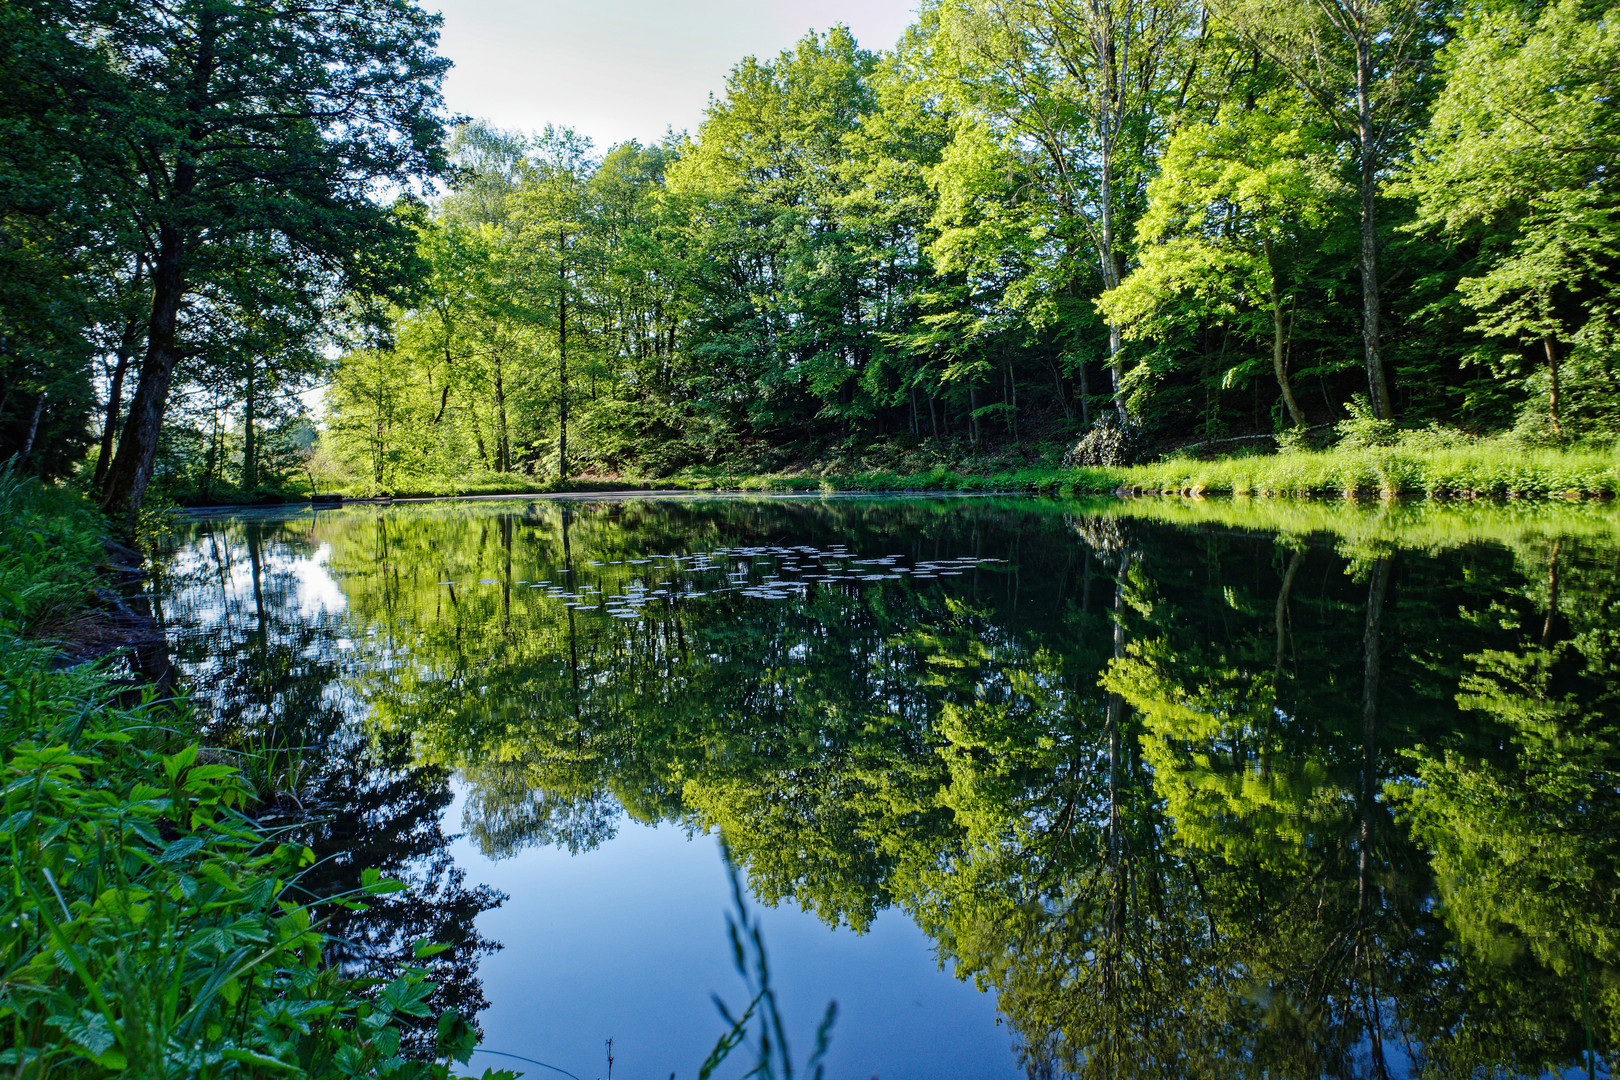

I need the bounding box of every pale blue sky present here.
[429,0,920,150]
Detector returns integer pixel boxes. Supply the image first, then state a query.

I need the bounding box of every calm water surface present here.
[152,494,1620,1079]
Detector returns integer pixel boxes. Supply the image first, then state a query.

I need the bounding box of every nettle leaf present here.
[63,1009,117,1058]
[163,745,200,784]
[161,836,206,864]
[335,1041,371,1076]
[0,810,35,836]
[380,975,433,1018]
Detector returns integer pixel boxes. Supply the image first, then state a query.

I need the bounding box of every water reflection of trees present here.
[172,499,1620,1076]
[157,515,505,1045]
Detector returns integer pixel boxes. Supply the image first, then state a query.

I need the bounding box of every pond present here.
[152,493,1620,1079]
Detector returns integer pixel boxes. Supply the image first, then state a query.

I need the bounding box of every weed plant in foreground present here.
[0,468,516,1078]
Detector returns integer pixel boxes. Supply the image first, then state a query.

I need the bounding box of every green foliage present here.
[12,0,1620,504]
[0,463,104,630]
[1334,393,1401,449]
[1405,0,1620,437]
[0,478,515,1080]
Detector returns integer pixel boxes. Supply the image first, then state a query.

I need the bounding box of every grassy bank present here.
[1092,441,1620,499]
[303,439,1620,505]
[0,468,507,1078]
[639,443,1617,499]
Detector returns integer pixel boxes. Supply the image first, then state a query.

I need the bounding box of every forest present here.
[1,0,1618,509]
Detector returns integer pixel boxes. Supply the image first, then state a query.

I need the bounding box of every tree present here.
[1101,86,1346,428]
[1218,0,1447,420]
[1404,0,1620,438]
[515,127,598,480]
[90,0,452,526]
[927,0,1204,420]
[664,29,884,442]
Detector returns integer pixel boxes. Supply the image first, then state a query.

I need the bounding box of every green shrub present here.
[1334,395,1400,450]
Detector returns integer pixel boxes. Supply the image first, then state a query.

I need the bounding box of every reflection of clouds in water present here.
[166,535,347,628]
[290,544,347,617]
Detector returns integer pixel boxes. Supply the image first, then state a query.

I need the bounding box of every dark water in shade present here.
[151,493,1620,1080]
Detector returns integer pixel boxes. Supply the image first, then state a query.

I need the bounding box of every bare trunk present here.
[558,230,570,481]
[103,223,188,529]
[202,408,220,500]
[1051,361,1074,422]
[1078,356,1092,428]
[19,393,45,462]
[1544,337,1562,435]
[1264,235,1306,428]
[1541,538,1561,647]
[93,307,143,492]
[1356,38,1393,421]
[241,357,257,491]
[494,363,509,473]
[1358,555,1392,1077]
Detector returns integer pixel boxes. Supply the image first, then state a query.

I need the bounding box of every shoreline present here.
[201,442,1618,507]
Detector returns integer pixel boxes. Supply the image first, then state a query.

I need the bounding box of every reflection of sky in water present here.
[446,786,1020,1080]
[166,539,348,623]
[161,509,1023,1080]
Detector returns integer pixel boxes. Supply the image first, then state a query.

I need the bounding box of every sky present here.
[428,0,921,151]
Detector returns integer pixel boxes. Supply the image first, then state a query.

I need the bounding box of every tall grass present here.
[659,439,1620,501]
[1072,441,1620,499]
[1084,494,1620,555]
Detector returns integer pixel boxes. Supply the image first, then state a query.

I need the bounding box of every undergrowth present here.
[0,467,515,1079]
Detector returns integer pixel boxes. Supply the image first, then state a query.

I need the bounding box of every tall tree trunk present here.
[1050,360,1074,422]
[1356,37,1393,421]
[102,11,213,528]
[1264,235,1307,428]
[1097,88,1129,422]
[494,361,509,472]
[19,392,45,462]
[1004,365,1017,440]
[103,223,188,529]
[1357,554,1393,1079]
[1543,337,1562,435]
[202,407,220,500]
[241,356,258,491]
[558,230,570,481]
[94,307,144,493]
[1078,355,1092,428]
